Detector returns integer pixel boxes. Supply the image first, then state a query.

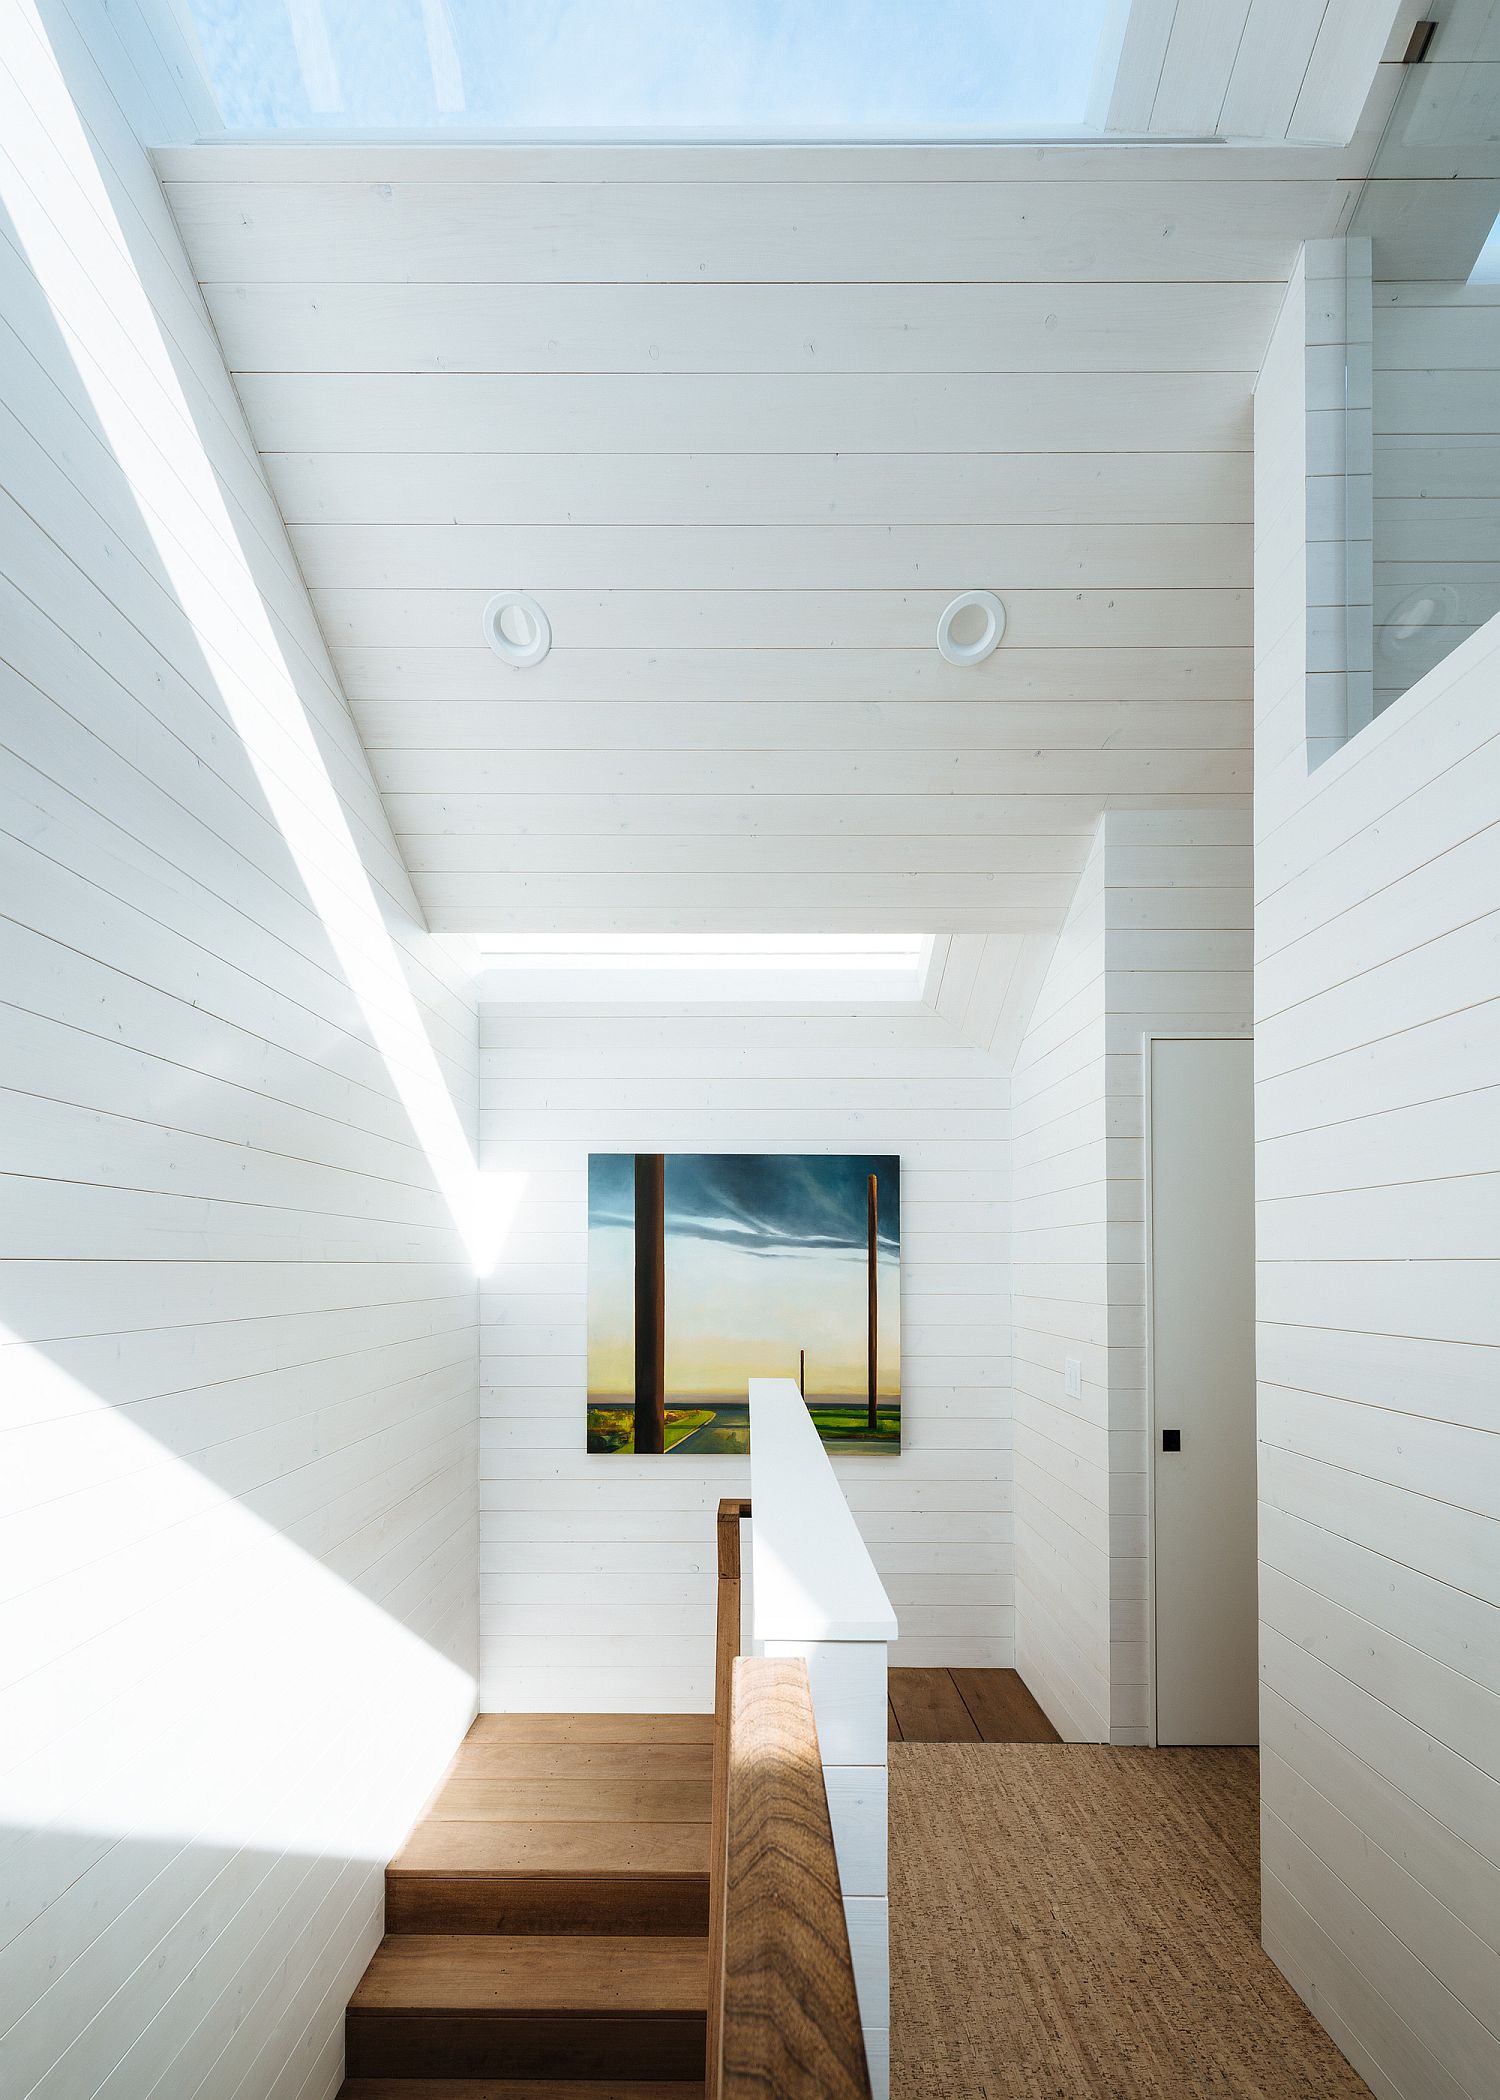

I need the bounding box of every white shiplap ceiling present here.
[159,117,1395,940]
[1101,0,1408,140]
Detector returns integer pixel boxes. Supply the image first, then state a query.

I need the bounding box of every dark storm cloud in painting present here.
[588,1153,899,1258]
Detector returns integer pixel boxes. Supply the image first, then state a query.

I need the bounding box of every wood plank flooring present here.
[340,1714,711,2095]
[887,1667,1061,1744]
[342,2086,702,2100]
[387,1712,712,1938]
[338,1678,1053,2094]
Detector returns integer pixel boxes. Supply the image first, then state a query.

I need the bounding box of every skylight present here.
[477,934,926,972]
[183,1,1116,138]
[1470,209,1500,286]
[474,934,934,1002]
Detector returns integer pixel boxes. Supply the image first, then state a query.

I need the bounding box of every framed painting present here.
[587,1153,900,1455]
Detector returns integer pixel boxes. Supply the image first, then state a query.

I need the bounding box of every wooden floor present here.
[888,1667,1061,1744]
[339,1714,712,2097]
[336,1679,1051,2094]
[339,1692,1375,2100]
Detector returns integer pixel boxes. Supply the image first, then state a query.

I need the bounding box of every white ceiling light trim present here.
[483,589,551,666]
[937,589,1005,666]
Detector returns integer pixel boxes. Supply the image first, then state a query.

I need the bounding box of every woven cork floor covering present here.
[889,1744,1372,2100]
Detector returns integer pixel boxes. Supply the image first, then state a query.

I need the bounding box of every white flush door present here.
[1149,1037,1258,1747]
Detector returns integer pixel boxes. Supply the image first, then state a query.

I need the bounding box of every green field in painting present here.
[588,1397,897,1454]
[587,1405,716,1454]
[807,1404,901,1450]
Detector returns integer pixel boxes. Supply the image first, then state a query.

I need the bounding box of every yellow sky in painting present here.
[588,1223,900,1398]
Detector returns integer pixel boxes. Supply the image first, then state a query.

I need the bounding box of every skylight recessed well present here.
[476,934,926,972]
[473,934,934,1004]
[184,1,1115,138]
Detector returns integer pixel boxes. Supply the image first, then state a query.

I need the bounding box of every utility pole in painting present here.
[799,1347,806,1396]
[634,1153,666,1454]
[866,1171,878,1435]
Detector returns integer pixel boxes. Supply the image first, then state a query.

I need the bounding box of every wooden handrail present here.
[715,1657,871,2100]
[707,1495,751,2090]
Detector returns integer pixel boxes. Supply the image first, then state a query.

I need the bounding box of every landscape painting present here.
[587,1153,900,1455]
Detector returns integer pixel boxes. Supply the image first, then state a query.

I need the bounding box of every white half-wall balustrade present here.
[744,1377,897,2100]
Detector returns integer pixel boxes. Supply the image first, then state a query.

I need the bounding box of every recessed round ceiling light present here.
[1380,581,1458,658]
[483,589,551,667]
[937,590,1005,666]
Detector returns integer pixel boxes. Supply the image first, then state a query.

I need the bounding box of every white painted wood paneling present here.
[1106,0,1408,142]
[1009,809,1251,1744]
[746,1378,897,2079]
[1253,257,1500,2100]
[59,0,221,146]
[267,450,1255,531]
[1372,282,1500,710]
[477,1001,1010,1712]
[1008,830,1111,1740]
[150,142,1372,184]
[150,138,1368,940]
[160,174,1344,283]
[0,8,479,2098]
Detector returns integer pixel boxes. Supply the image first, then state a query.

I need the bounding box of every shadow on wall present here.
[1,5,485,2089]
[4,1825,378,2098]
[0,1307,477,2089]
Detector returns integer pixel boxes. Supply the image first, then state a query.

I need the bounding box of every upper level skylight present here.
[183,0,1117,138]
[476,934,926,973]
[474,934,933,1003]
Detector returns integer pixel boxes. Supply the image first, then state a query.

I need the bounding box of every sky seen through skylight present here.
[184,0,1115,136]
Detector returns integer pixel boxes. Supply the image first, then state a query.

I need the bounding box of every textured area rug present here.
[889,1744,1370,2099]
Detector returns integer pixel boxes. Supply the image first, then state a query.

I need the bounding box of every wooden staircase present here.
[339,1712,714,2098]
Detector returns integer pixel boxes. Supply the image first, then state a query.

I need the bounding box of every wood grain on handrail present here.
[707,1496,752,2091]
[718,1657,871,2100]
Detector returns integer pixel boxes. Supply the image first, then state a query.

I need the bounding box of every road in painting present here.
[587,1153,900,1455]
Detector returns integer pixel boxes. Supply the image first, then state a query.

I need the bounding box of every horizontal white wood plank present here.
[162,177,1333,284]
[206,278,1285,376]
[237,370,1255,457]
[267,449,1254,531]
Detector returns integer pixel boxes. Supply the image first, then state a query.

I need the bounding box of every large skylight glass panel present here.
[476,935,927,972]
[473,935,934,1003]
[184,1,1116,137]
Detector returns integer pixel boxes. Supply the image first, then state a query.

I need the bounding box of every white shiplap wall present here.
[478,1003,1010,1711]
[1373,280,1500,711]
[1011,809,1252,1743]
[1254,246,1500,2100]
[1010,827,1111,1739]
[0,7,479,2096]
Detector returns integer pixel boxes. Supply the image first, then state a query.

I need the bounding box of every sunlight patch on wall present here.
[0,1325,472,1857]
[1,1,499,1274]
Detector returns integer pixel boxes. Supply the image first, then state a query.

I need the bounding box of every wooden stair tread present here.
[350,1935,708,2015]
[393,1819,710,1879]
[346,1717,714,2078]
[465,1714,713,1747]
[341,2084,703,2099]
[447,1743,712,1783]
[384,1872,707,1937]
[427,1777,709,1826]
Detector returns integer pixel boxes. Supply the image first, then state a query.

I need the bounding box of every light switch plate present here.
[1064,1356,1082,1399]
